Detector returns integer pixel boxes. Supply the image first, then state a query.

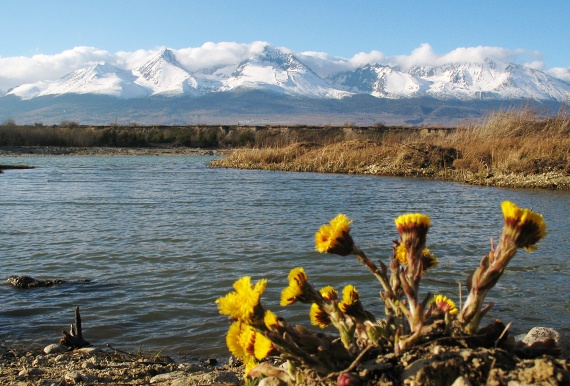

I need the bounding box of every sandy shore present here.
[0,344,244,385]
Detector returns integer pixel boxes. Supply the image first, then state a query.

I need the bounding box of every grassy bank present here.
[210,108,570,189]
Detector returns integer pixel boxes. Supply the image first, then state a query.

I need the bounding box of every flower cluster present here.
[216,201,546,383]
[215,277,275,374]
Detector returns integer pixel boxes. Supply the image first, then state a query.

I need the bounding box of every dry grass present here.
[444,107,570,175]
[211,107,570,189]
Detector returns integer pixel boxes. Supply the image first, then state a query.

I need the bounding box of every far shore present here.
[0,145,228,157]
[2,145,570,190]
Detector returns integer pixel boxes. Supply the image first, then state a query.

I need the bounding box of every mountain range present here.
[2,46,569,126]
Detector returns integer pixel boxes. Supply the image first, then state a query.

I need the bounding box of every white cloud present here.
[381,44,544,70]
[546,67,570,83]
[175,41,268,71]
[0,46,112,92]
[0,42,567,92]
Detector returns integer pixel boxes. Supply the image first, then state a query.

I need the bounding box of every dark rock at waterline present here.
[6,275,90,289]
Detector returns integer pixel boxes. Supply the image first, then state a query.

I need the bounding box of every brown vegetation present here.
[210,107,570,189]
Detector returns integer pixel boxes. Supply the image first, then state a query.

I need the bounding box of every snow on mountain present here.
[329,58,570,101]
[328,64,426,98]
[5,47,570,102]
[223,46,349,98]
[133,49,205,96]
[8,62,149,99]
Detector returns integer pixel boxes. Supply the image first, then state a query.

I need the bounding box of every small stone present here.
[77,346,101,354]
[523,327,570,358]
[54,354,67,363]
[18,367,44,377]
[259,376,288,386]
[177,363,203,373]
[82,358,101,370]
[150,371,188,383]
[44,343,66,354]
[32,356,48,366]
[64,371,87,383]
[451,376,472,386]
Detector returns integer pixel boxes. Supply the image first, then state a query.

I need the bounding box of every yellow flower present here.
[428,294,458,315]
[395,213,431,249]
[264,310,279,330]
[395,244,438,272]
[253,332,274,360]
[226,321,246,358]
[239,324,256,357]
[216,276,267,323]
[319,286,338,302]
[281,267,316,306]
[310,303,331,328]
[501,201,547,251]
[338,284,359,314]
[315,214,355,256]
[244,356,258,377]
[395,243,407,265]
[225,321,271,377]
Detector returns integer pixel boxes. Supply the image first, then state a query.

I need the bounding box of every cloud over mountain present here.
[0,42,565,93]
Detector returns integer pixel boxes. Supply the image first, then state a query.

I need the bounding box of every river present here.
[1,155,569,359]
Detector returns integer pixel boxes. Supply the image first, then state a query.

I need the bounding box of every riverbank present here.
[209,140,570,190]
[208,108,570,190]
[2,332,569,385]
[2,143,569,190]
[0,344,244,385]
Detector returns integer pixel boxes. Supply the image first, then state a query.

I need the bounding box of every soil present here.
[2,340,568,385]
[0,345,244,386]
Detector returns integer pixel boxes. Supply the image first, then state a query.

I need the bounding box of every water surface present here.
[1,156,569,358]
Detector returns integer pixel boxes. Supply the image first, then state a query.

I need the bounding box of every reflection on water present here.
[1,156,569,358]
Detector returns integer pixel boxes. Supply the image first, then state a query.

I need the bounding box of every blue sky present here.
[1,0,569,90]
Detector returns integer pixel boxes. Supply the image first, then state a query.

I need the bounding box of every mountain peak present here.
[157,48,178,64]
[4,49,570,103]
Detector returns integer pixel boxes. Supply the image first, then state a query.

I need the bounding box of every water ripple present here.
[1,155,569,355]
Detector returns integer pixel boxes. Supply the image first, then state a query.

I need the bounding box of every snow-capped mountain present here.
[329,58,570,101]
[405,58,570,100]
[5,47,570,102]
[133,49,205,96]
[222,46,350,98]
[8,62,149,99]
[327,64,426,98]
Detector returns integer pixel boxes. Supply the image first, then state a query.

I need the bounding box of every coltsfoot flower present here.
[226,321,247,359]
[338,285,360,314]
[309,286,338,328]
[227,321,273,374]
[395,244,438,272]
[427,294,458,316]
[263,310,279,331]
[216,276,267,323]
[501,201,547,251]
[315,214,355,256]
[310,303,331,328]
[281,267,317,305]
[320,285,339,302]
[339,284,370,322]
[394,213,431,249]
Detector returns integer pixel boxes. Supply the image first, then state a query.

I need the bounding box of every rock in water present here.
[6,275,65,289]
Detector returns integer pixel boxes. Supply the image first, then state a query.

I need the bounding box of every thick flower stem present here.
[353,247,395,300]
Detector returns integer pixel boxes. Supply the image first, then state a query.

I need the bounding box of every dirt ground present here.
[2,338,568,385]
